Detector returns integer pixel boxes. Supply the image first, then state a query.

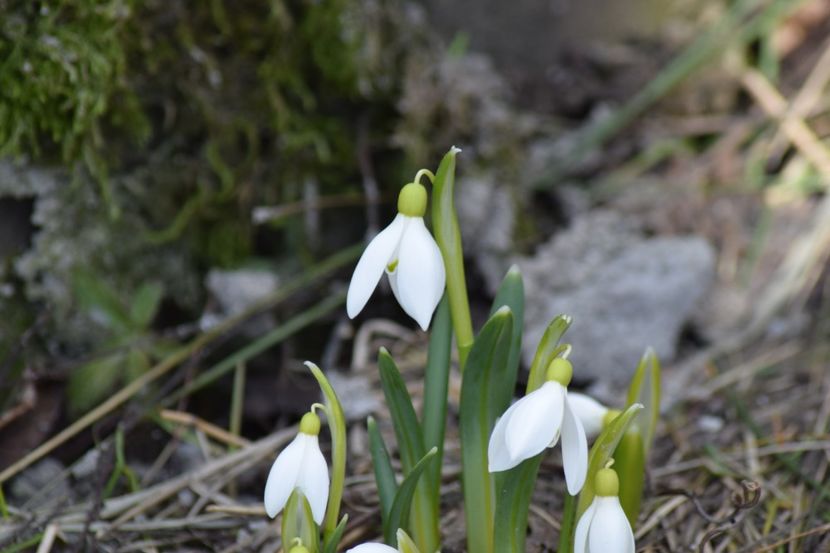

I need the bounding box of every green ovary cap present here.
[595,467,620,497]
[603,408,622,427]
[545,358,573,386]
[288,546,310,553]
[299,411,321,436]
[397,182,428,217]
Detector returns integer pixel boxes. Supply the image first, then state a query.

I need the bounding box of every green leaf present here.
[431,147,474,367]
[368,416,398,523]
[421,295,451,515]
[626,348,661,454]
[459,307,514,553]
[384,448,438,545]
[68,353,125,416]
[125,348,151,383]
[322,515,349,553]
[488,266,524,418]
[307,361,347,542]
[129,282,164,328]
[396,529,423,553]
[613,428,645,525]
[526,315,573,393]
[576,403,644,517]
[72,271,132,333]
[282,490,319,553]
[494,454,543,553]
[378,349,426,471]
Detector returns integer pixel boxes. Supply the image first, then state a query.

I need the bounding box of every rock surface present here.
[518,210,716,384]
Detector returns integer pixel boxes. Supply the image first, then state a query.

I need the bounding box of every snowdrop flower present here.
[488,357,588,494]
[346,180,445,330]
[346,529,420,553]
[264,410,329,524]
[568,392,618,438]
[574,467,635,553]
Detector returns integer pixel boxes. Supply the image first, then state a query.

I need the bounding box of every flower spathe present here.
[263,411,329,524]
[347,182,445,331]
[487,358,588,495]
[574,468,635,553]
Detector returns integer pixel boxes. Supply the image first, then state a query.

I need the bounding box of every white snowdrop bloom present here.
[263,411,329,524]
[568,392,614,438]
[346,181,445,331]
[574,468,635,553]
[488,358,588,495]
[346,529,420,553]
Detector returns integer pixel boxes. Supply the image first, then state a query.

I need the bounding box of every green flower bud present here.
[288,546,310,553]
[397,182,427,217]
[299,411,321,436]
[545,358,573,386]
[595,467,620,497]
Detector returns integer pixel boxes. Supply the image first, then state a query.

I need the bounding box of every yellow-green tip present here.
[299,411,321,436]
[397,182,427,217]
[288,546,310,553]
[595,467,620,497]
[546,358,573,386]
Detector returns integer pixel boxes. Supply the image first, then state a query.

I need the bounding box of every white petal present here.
[396,217,446,330]
[346,544,398,553]
[588,497,635,553]
[562,395,589,495]
[488,405,518,472]
[573,500,598,553]
[386,267,403,307]
[505,382,565,465]
[567,393,609,438]
[347,215,406,319]
[295,434,330,525]
[263,433,305,518]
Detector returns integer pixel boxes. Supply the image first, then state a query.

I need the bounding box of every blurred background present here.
[1,0,829,550]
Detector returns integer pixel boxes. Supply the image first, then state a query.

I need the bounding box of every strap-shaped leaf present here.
[459,307,514,553]
[367,416,398,523]
[307,362,347,540]
[576,403,644,516]
[282,490,319,553]
[526,315,573,393]
[322,515,349,553]
[613,428,645,525]
[626,348,661,454]
[488,266,525,419]
[494,454,543,553]
[378,348,426,471]
[383,448,438,545]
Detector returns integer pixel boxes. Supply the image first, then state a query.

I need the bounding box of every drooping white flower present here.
[346,529,420,553]
[347,181,445,330]
[568,392,613,438]
[488,358,588,495]
[264,411,329,524]
[574,468,635,553]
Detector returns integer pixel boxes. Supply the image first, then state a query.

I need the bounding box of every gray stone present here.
[9,457,72,507]
[518,210,715,384]
[201,268,279,334]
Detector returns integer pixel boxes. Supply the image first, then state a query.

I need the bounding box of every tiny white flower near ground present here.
[347,181,445,330]
[568,392,614,438]
[346,529,420,553]
[574,467,636,553]
[263,410,329,524]
[488,357,588,494]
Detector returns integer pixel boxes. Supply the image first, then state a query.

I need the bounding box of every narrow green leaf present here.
[576,403,644,517]
[68,353,124,416]
[626,347,661,454]
[368,416,398,523]
[526,315,573,393]
[322,515,349,553]
[72,271,132,333]
[307,362,347,542]
[459,307,514,553]
[129,282,164,328]
[384,448,438,545]
[378,348,426,471]
[431,147,474,368]
[282,490,319,553]
[488,266,524,418]
[613,428,645,525]
[494,455,543,553]
[557,492,578,553]
[396,529,423,553]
